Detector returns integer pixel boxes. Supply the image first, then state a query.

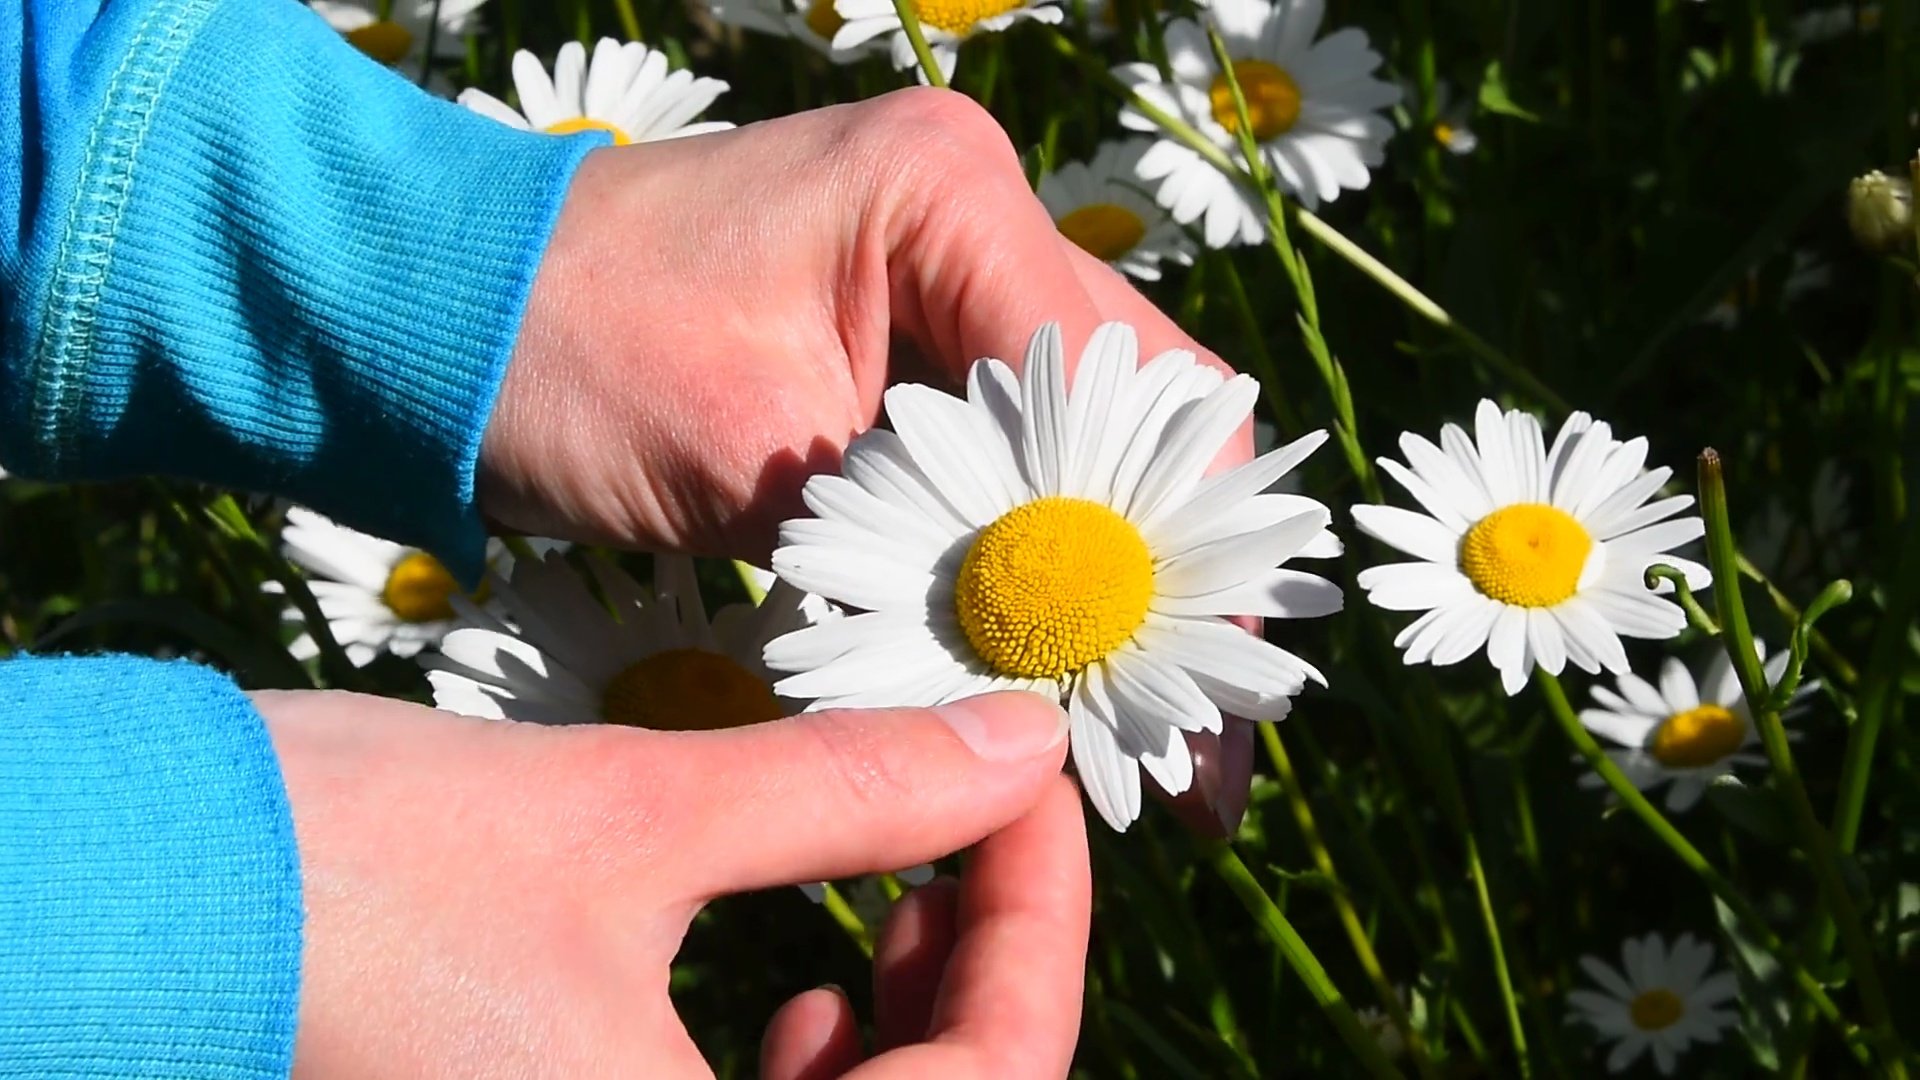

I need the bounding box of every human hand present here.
[257,687,1086,1079]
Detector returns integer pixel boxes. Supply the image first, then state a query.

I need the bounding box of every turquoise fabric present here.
[0,0,607,1073]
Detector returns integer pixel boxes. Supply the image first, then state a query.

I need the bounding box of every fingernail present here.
[933,691,1069,761]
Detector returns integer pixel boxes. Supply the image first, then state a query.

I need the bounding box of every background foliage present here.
[3,0,1917,1075]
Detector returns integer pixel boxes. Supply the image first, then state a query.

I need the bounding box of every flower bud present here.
[1846,169,1914,254]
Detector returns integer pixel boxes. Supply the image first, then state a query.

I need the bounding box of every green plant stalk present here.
[611,0,642,40]
[1533,669,1870,1063]
[889,0,948,88]
[1259,724,1439,1080]
[1832,499,1920,849]
[1737,554,1858,686]
[1206,843,1405,1079]
[817,883,874,957]
[734,559,770,604]
[1698,450,1904,1069]
[415,0,445,89]
[203,495,369,692]
[1203,27,1377,503]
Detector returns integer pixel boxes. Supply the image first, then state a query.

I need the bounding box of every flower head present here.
[1115,0,1399,246]
[1038,140,1197,282]
[1580,643,1810,812]
[426,552,826,728]
[1567,933,1738,1075]
[458,38,732,145]
[313,0,486,85]
[831,0,1063,82]
[266,507,554,668]
[707,0,877,62]
[765,321,1342,831]
[1354,400,1709,695]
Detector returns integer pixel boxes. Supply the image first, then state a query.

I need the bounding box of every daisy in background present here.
[1038,140,1196,282]
[1115,0,1399,248]
[1794,3,1881,44]
[1353,400,1709,696]
[1744,459,1859,591]
[1579,643,1811,812]
[458,38,731,146]
[267,507,559,668]
[1568,932,1739,1075]
[1397,78,1478,157]
[831,0,1062,84]
[764,321,1343,832]
[426,551,823,728]
[1702,249,1831,329]
[707,0,875,63]
[312,0,486,87]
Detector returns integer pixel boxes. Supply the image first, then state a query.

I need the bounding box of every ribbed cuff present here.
[28,0,601,581]
[0,656,302,1078]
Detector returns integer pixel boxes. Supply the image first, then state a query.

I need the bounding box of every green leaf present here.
[1713,896,1791,1070]
[1477,61,1541,123]
[1704,777,1794,845]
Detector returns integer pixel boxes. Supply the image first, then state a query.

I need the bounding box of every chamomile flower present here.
[1115,0,1399,247]
[1354,400,1709,696]
[1354,987,1413,1061]
[1038,140,1196,282]
[268,507,552,668]
[1795,3,1881,44]
[1567,933,1738,1075]
[831,0,1063,84]
[764,321,1343,832]
[799,864,937,906]
[707,0,874,62]
[313,0,486,85]
[1579,644,1809,812]
[1398,79,1478,156]
[457,38,732,146]
[425,552,824,728]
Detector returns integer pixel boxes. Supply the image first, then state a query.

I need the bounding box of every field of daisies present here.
[6,0,1919,1074]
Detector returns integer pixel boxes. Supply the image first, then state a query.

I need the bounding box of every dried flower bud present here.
[1846,169,1914,254]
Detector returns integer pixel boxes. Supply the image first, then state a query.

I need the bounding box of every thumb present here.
[643,691,1070,899]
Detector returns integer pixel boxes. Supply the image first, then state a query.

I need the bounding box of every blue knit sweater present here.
[0,0,601,1073]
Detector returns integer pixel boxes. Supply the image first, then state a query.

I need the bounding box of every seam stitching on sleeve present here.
[27,0,221,472]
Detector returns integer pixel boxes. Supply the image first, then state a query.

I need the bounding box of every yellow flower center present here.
[1056,203,1148,262]
[1650,704,1748,768]
[545,117,633,146]
[345,20,416,65]
[908,0,1026,37]
[954,497,1155,680]
[805,0,847,41]
[381,551,462,623]
[600,648,785,729]
[1209,60,1303,141]
[1458,504,1592,608]
[1628,989,1685,1032]
[1434,121,1458,147]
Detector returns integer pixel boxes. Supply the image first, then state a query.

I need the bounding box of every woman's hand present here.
[259,687,1086,1079]
[477,86,1245,563]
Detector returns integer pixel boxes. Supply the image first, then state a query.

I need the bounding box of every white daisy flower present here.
[1398,78,1477,156]
[1567,932,1739,1075]
[708,0,875,62]
[312,0,486,84]
[1795,3,1881,43]
[831,0,1063,84]
[799,863,937,906]
[764,321,1344,832]
[267,507,555,668]
[1038,140,1197,282]
[1354,986,1412,1061]
[457,38,732,146]
[1579,643,1810,812]
[425,551,825,728]
[1115,0,1400,247]
[1354,400,1710,696]
[1703,249,1832,329]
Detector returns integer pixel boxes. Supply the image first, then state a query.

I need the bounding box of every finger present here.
[587,691,1069,899]
[763,986,864,1080]
[849,777,1090,1078]
[861,89,1107,377]
[873,877,961,1051]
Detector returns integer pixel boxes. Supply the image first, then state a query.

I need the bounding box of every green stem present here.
[1698,451,1906,1071]
[889,0,948,88]
[1206,843,1404,1079]
[1533,669,1872,1064]
[1260,724,1439,1079]
[203,495,369,692]
[1215,254,1304,438]
[610,0,642,39]
[816,883,874,957]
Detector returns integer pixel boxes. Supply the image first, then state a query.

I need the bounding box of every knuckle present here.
[860,87,1024,188]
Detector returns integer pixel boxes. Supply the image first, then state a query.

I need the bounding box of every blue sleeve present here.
[0,0,605,582]
[0,655,302,1078]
